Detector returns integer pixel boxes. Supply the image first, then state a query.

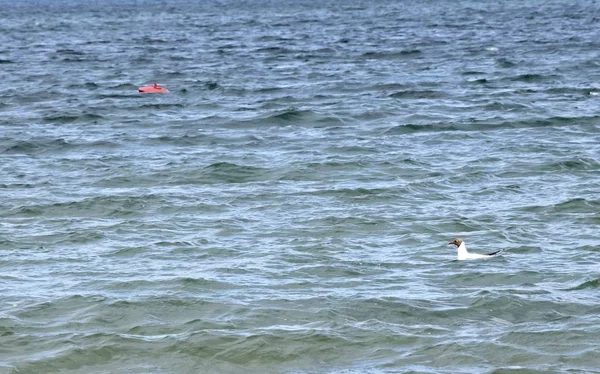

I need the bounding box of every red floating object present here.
[139,83,169,93]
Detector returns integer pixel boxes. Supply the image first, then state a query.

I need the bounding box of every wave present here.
[302,215,385,228]
[254,46,295,54]
[554,197,600,210]
[139,103,186,109]
[362,49,421,59]
[467,78,490,85]
[270,107,307,121]
[389,90,443,99]
[202,81,220,90]
[105,277,238,291]
[544,157,600,171]
[97,93,140,99]
[6,288,599,372]
[522,198,600,215]
[461,70,487,76]
[100,246,146,258]
[143,134,212,146]
[544,87,600,96]
[55,48,84,56]
[1,138,66,154]
[384,123,457,135]
[6,194,162,218]
[95,162,270,187]
[495,57,517,68]
[228,108,344,128]
[58,57,88,63]
[67,82,99,90]
[109,83,139,90]
[42,113,104,123]
[198,162,271,184]
[567,278,600,290]
[506,73,561,83]
[307,186,400,198]
[0,137,119,155]
[384,115,600,134]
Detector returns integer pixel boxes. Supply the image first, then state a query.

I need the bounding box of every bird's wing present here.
[486,250,501,256]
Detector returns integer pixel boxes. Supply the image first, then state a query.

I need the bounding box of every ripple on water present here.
[2,0,600,373]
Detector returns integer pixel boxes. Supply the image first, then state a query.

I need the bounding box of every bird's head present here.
[448,238,463,247]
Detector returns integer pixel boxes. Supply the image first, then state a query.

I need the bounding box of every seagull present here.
[448,238,501,260]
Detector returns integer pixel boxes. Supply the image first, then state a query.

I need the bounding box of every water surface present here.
[1,0,600,372]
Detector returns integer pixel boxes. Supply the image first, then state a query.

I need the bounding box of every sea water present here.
[1,0,600,372]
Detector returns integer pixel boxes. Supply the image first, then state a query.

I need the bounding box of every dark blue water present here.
[1,0,600,373]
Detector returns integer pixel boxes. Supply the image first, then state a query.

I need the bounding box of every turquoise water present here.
[1,0,600,372]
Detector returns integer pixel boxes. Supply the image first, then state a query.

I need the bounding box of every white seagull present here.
[448,238,501,260]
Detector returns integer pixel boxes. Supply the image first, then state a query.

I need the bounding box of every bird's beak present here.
[448,241,454,245]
